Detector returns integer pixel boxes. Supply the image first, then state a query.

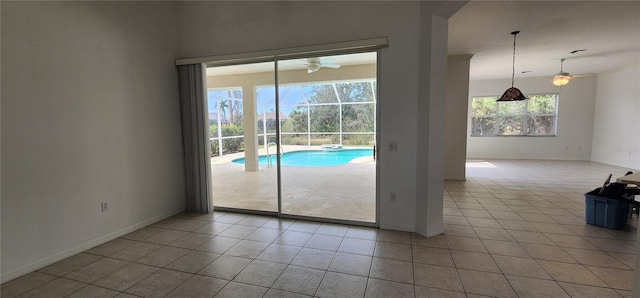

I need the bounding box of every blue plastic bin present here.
[585,189,629,230]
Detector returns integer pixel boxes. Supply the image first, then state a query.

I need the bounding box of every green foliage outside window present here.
[281,109,308,133]
[281,81,376,145]
[471,94,558,136]
[210,124,244,155]
[210,80,377,155]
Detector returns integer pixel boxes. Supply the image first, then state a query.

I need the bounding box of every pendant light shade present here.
[498,87,527,101]
[497,31,528,102]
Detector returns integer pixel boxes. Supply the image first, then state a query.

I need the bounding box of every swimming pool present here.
[232,149,373,167]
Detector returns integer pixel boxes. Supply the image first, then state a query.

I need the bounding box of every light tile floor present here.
[1,160,637,297]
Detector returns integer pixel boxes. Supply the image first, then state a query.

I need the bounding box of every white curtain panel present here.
[178,63,212,213]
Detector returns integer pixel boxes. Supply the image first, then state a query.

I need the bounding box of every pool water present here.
[232,149,373,167]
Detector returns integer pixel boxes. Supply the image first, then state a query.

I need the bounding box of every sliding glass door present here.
[208,61,278,212]
[207,51,377,224]
[277,53,377,222]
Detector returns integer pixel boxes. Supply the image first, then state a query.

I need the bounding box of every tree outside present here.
[209,80,377,156]
[280,81,376,146]
[209,89,244,156]
[471,94,557,136]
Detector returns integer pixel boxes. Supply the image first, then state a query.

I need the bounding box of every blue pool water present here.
[232,149,373,167]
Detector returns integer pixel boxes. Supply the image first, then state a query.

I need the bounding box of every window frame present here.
[470,93,559,137]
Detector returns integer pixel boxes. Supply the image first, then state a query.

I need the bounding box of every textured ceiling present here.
[448,0,640,80]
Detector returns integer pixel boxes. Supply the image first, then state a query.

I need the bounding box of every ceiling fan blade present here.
[571,73,593,78]
[319,57,336,63]
[321,63,341,69]
[552,75,570,80]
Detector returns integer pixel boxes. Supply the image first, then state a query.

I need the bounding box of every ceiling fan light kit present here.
[497,31,528,102]
[552,58,573,86]
[552,74,572,86]
[307,61,321,73]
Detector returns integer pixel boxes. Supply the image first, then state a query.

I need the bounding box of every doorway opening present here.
[208,51,378,224]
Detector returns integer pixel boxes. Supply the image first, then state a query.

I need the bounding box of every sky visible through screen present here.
[208,85,318,118]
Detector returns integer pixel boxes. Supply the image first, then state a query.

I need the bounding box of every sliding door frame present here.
[193,39,386,227]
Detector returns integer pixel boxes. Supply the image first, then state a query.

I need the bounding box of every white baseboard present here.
[379,223,445,235]
[1,208,185,283]
[426,224,444,237]
[414,223,444,237]
[379,222,415,232]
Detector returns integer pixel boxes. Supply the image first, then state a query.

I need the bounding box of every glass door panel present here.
[207,62,278,212]
[277,52,377,222]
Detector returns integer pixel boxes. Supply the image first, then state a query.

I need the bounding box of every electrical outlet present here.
[390,192,396,202]
[101,202,108,212]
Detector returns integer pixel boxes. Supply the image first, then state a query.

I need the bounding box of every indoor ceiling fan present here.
[304,57,341,73]
[552,58,589,87]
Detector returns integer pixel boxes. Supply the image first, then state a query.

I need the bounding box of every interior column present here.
[415,12,449,237]
[444,55,473,180]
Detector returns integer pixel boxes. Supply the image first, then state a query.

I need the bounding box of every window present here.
[471,94,558,136]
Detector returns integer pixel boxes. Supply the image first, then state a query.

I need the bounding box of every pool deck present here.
[211,145,376,222]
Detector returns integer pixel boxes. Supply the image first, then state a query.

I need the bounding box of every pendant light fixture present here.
[497,31,527,102]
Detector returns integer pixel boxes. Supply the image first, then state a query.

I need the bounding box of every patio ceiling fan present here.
[303,57,341,73]
[552,58,590,86]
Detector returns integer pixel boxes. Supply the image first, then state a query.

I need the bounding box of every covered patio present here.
[211,145,376,222]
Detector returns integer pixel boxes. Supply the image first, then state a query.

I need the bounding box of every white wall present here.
[0,1,467,281]
[177,1,462,233]
[467,76,597,160]
[592,65,640,298]
[591,66,640,170]
[1,2,185,281]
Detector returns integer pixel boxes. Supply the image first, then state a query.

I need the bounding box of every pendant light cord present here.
[497,30,527,101]
[511,31,519,88]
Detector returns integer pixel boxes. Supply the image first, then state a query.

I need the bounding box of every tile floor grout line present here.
[5,160,638,297]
